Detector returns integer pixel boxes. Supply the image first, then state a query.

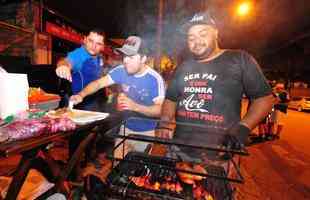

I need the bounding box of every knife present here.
[68,100,74,111]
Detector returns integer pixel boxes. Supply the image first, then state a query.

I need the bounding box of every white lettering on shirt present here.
[184,73,217,81]
[184,87,213,94]
[180,94,208,113]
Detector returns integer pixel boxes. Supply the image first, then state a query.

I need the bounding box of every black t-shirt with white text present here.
[166,50,271,146]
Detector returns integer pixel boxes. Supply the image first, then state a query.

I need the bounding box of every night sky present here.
[45,0,310,57]
[1,0,309,81]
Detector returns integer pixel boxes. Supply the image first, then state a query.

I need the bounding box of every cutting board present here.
[68,109,109,125]
[48,109,109,125]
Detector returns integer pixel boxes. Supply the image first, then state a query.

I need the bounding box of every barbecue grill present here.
[89,117,249,200]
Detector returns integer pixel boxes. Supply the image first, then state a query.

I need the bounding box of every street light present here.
[236,1,252,17]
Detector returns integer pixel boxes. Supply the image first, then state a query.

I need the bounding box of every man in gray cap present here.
[70,36,165,158]
[156,11,275,161]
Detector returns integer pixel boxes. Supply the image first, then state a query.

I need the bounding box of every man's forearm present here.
[159,99,177,129]
[78,76,111,99]
[241,94,276,129]
[161,99,177,120]
[133,103,162,117]
[78,79,102,98]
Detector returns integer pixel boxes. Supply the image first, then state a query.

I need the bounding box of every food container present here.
[29,98,60,111]
[28,87,61,111]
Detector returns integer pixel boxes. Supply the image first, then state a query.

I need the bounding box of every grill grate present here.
[105,152,233,200]
[97,117,249,200]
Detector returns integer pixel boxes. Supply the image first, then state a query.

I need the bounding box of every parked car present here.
[288,96,310,111]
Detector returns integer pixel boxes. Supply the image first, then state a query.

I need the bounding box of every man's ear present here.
[141,55,147,63]
[215,29,219,40]
[83,36,87,44]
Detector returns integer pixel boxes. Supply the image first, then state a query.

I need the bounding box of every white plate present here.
[68,109,110,125]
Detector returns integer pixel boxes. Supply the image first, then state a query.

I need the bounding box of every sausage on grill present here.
[176,162,207,184]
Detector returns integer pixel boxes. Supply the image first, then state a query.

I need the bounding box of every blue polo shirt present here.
[66,46,103,94]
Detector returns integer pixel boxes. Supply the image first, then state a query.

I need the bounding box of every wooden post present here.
[155,0,164,72]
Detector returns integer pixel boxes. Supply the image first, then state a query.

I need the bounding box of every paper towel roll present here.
[0,73,29,118]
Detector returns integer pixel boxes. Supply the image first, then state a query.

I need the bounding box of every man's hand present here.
[155,120,175,139]
[56,65,72,82]
[222,123,250,150]
[155,127,174,139]
[154,100,177,139]
[69,95,83,105]
[117,93,136,111]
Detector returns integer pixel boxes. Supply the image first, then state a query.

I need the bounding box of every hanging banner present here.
[46,21,83,44]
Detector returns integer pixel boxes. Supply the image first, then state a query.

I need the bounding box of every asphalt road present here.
[236,108,310,200]
[281,109,310,155]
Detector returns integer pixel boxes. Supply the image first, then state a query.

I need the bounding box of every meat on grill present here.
[193,184,214,200]
[105,152,224,200]
[129,175,183,193]
[176,162,208,184]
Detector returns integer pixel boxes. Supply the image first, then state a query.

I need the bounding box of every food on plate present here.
[48,108,101,119]
[47,108,73,118]
[47,108,109,125]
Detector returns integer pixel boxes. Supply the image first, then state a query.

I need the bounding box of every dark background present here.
[43,0,310,54]
[1,0,310,83]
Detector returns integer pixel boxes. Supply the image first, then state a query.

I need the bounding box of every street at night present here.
[236,107,310,199]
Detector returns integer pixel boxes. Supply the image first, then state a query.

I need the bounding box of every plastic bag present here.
[0,117,76,141]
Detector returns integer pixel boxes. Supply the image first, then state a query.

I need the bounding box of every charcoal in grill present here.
[203,165,233,200]
[118,160,149,177]
[105,152,233,200]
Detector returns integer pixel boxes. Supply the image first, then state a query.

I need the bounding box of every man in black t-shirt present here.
[156,11,275,160]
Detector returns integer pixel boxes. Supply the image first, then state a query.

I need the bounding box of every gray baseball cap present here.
[115,36,142,56]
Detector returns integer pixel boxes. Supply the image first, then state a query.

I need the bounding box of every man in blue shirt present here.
[55,29,106,165]
[56,29,105,111]
[70,36,165,158]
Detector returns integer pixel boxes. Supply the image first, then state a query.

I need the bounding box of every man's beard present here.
[193,39,216,61]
